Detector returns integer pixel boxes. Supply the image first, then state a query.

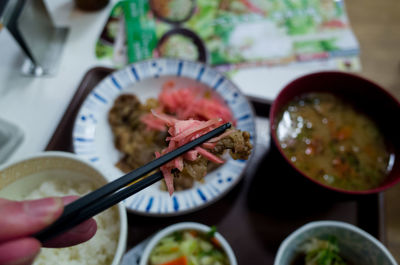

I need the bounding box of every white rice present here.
[23,179,119,265]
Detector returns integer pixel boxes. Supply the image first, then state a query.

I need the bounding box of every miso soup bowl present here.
[270,71,400,194]
[274,221,398,265]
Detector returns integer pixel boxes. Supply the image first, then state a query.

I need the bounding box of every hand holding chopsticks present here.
[34,122,231,243]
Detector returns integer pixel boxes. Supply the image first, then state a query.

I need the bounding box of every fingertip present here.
[75,218,97,240]
[0,198,65,242]
[43,218,97,248]
[23,197,64,225]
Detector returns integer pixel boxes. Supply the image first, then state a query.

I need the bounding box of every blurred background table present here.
[345,0,400,261]
[0,0,399,261]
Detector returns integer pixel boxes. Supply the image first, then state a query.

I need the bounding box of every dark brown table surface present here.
[46,67,384,264]
[345,0,400,261]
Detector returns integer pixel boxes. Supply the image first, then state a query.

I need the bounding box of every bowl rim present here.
[149,0,196,25]
[274,220,398,265]
[269,71,400,195]
[155,27,209,63]
[0,151,128,265]
[139,222,238,265]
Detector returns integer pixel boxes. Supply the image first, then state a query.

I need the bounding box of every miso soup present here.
[276,92,391,191]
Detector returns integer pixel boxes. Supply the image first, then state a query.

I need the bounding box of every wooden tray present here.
[46,67,385,264]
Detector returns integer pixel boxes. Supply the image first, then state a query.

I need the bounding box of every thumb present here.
[0,198,63,242]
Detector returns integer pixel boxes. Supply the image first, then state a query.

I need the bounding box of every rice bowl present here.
[0,151,127,265]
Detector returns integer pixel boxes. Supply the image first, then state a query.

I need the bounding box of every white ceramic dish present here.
[0,151,128,265]
[72,58,256,216]
[139,222,237,265]
[274,221,398,265]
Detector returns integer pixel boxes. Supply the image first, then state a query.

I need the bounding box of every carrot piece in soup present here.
[211,237,222,248]
[160,256,188,265]
[335,126,353,141]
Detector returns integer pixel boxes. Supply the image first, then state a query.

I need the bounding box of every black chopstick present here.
[36,171,164,244]
[34,122,231,243]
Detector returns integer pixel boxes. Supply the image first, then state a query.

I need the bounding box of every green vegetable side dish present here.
[148,227,230,265]
[159,35,199,61]
[292,236,349,265]
[276,92,391,191]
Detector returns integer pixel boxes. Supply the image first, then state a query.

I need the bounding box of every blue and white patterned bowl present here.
[72,58,256,216]
[274,221,398,265]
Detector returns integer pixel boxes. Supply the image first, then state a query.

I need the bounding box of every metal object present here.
[0,0,69,76]
[0,118,24,165]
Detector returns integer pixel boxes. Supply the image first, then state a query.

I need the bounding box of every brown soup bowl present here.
[270,71,400,195]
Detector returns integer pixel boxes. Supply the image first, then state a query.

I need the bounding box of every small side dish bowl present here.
[274,221,398,265]
[270,71,400,194]
[139,222,237,265]
[0,151,128,265]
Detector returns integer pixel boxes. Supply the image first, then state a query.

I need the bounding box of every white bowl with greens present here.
[274,221,397,265]
[139,222,237,265]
